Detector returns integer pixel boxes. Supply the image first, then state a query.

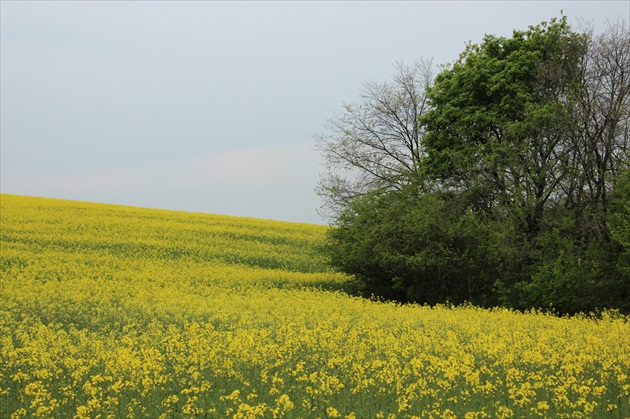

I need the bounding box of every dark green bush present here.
[325,185,498,307]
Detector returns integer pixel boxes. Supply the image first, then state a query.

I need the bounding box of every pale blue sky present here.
[2,1,628,224]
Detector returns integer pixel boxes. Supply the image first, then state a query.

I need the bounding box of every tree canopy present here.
[318,17,630,314]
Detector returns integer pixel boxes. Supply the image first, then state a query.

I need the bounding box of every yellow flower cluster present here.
[1,194,629,418]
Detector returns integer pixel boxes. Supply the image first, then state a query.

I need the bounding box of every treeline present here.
[315,17,630,315]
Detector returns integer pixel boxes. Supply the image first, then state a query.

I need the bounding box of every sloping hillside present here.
[1,194,628,418]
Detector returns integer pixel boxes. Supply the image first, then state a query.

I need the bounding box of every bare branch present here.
[314,60,434,220]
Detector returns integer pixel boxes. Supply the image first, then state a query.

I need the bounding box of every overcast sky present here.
[2,1,628,224]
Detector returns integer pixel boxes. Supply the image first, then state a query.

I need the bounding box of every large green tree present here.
[421,17,585,237]
[320,17,630,314]
[418,18,629,312]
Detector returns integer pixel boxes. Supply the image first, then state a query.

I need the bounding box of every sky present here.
[1,1,628,225]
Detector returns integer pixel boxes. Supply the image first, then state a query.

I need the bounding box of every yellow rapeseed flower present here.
[1,195,629,419]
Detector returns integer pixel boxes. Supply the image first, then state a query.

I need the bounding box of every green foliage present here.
[420,17,585,230]
[494,214,627,314]
[325,185,498,306]
[609,167,630,306]
[610,168,630,258]
[321,17,629,315]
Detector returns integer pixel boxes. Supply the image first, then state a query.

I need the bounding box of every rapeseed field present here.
[1,194,629,418]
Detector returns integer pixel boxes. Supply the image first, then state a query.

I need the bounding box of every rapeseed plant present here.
[1,194,629,418]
